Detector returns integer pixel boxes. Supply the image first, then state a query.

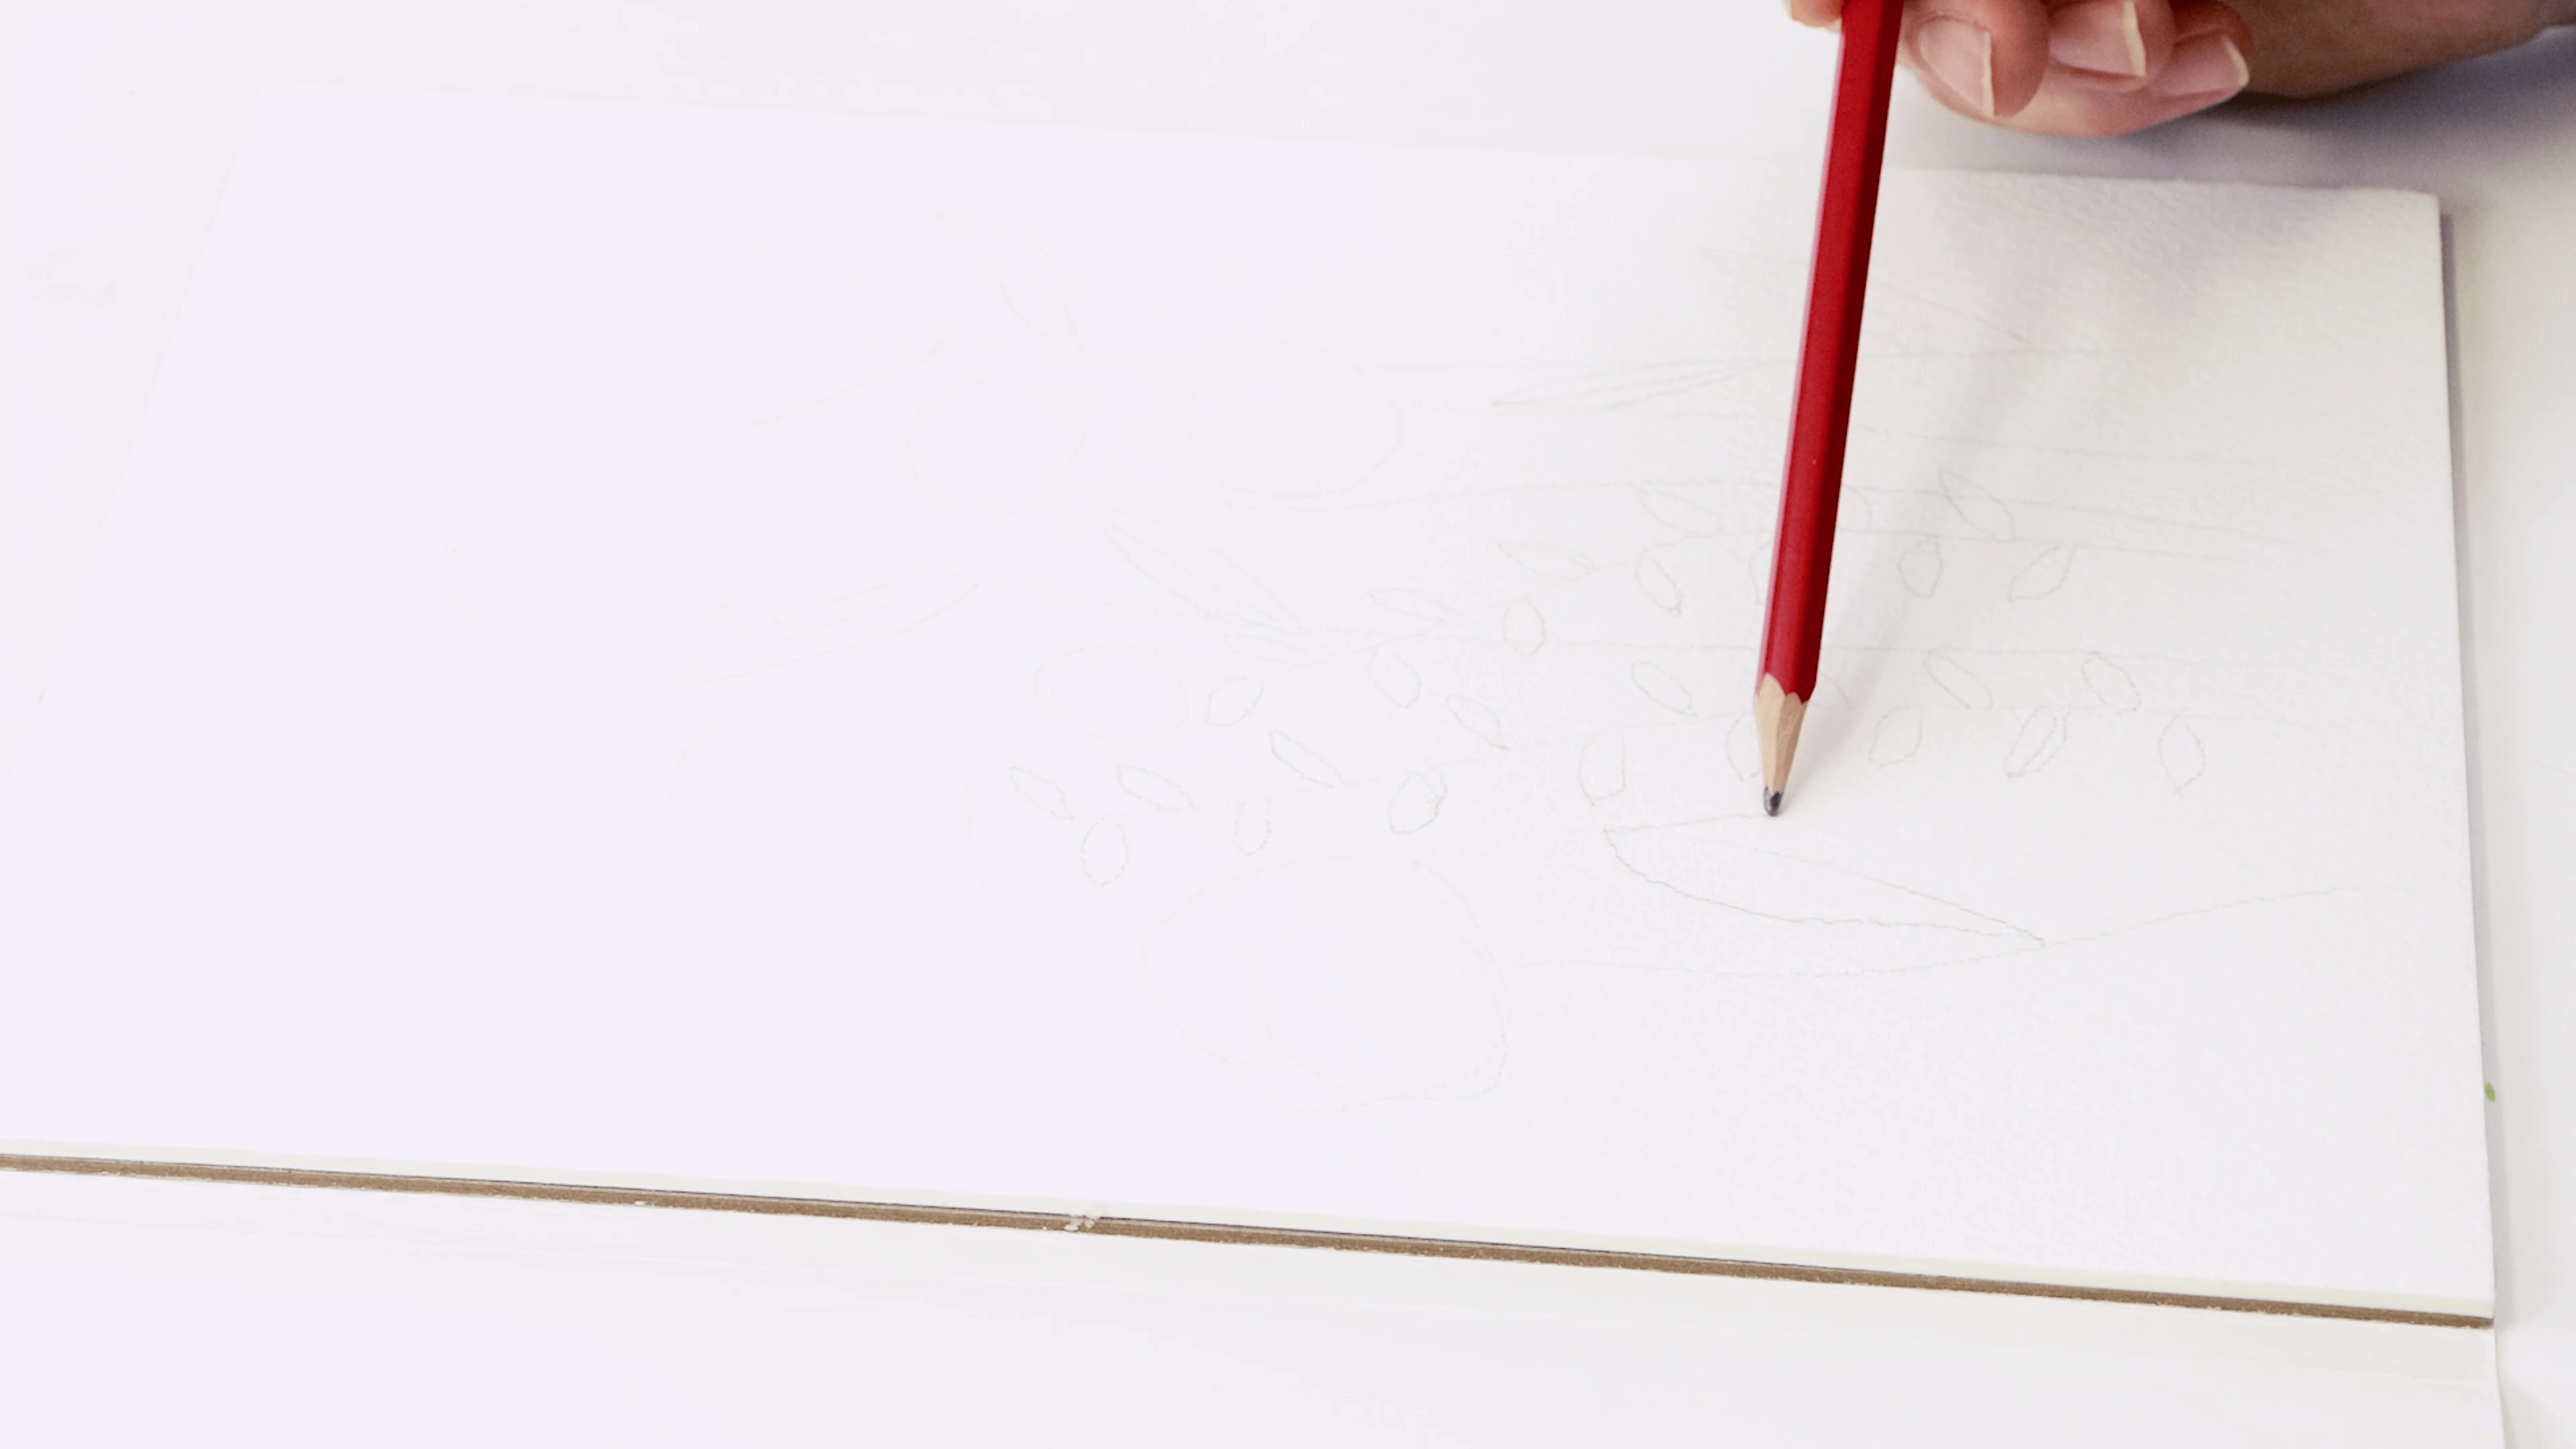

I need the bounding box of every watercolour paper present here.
[0,90,2488,1311]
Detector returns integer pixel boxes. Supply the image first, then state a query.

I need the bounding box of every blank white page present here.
[0,89,2487,1313]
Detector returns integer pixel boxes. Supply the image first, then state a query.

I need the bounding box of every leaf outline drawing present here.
[1389,771,1447,834]
[1638,489,1724,535]
[1269,731,1342,787]
[1118,765,1193,811]
[2161,714,2208,792]
[2082,654,2142,712]
[938,215,1081,346]
[1938,470,2015,540]
[2009,545,2074,600]
[1447,696,1506,749]
[1010,767,1072,818]
[1232,800,1271,854]
[1081,818,1128,884]
[1368,647,1422,707]
[1870,708,1923,765]
[1102,512,1295,628]
[1635,557,1684,614]
[1205,677,1264,726]
[1633,661,1695,715]
[1579,736,1627,803]
[1921,653,1994,708]
[2004,706,2070,777]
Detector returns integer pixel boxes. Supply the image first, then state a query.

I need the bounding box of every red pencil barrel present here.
[1758,0,1905,701]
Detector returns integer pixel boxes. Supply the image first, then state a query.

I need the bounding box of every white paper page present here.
[0,89,2487,1312]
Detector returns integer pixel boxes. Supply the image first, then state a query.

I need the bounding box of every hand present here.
[1785,0,2576,136]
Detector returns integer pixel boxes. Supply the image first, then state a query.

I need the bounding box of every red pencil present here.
[1755,0,1905,816]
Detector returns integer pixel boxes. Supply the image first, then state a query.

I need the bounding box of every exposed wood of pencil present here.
[1755,673,1809,817]
[1754,0,1903,813]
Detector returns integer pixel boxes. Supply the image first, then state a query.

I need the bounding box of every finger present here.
[1996,0,2252,134]
[1786,0,1845,28]
[1900,0,2054,121]
[2041,0,2174,91]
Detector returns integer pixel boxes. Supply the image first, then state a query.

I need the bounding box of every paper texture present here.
[0,89,2488,1309]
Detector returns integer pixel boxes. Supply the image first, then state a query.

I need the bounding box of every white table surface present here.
[2,4,2567,1443]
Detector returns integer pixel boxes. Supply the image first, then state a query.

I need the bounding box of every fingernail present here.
[1917,17,1996,117]
[2049,0,2146,76]
[2149,32,2250,98]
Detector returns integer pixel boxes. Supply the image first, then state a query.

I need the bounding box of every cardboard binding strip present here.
[0,1154,2489,1330]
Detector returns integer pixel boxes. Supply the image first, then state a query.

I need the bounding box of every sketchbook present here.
[0,89,2489,1314]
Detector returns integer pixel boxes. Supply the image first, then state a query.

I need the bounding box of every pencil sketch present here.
[1101,513,1296,629]
[1368,647,1423,708]
[938,215,1083,348]
[1603,822,2040,948]
[1939,469,2015,540]
[2004,706,2071,778]
[1580,735,1628,803]
[1118,765,1193,812]
[1389,771,1447,834]
[1724,713,1759,781]
[1205,678,1264,726]
[1869,707,1923,765]
[1446,696,1506,749]
[646,161,2321,1020]
[1633,661,1695,716]
[2161,714,2208,792]
[1635,556,1684,615]
[1921,653,1994,709]
[1636,488,1725,536]
[2083,653,2143,712]
[1898,538,1943,598]
[1232,800,1271,855]
[1010,767,1072,818]
[1269,731,1342,788]
[2008,545,2075,600]
[1082,818,1128,885]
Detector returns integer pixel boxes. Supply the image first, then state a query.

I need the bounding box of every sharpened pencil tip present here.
[1763,788,1784,817]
